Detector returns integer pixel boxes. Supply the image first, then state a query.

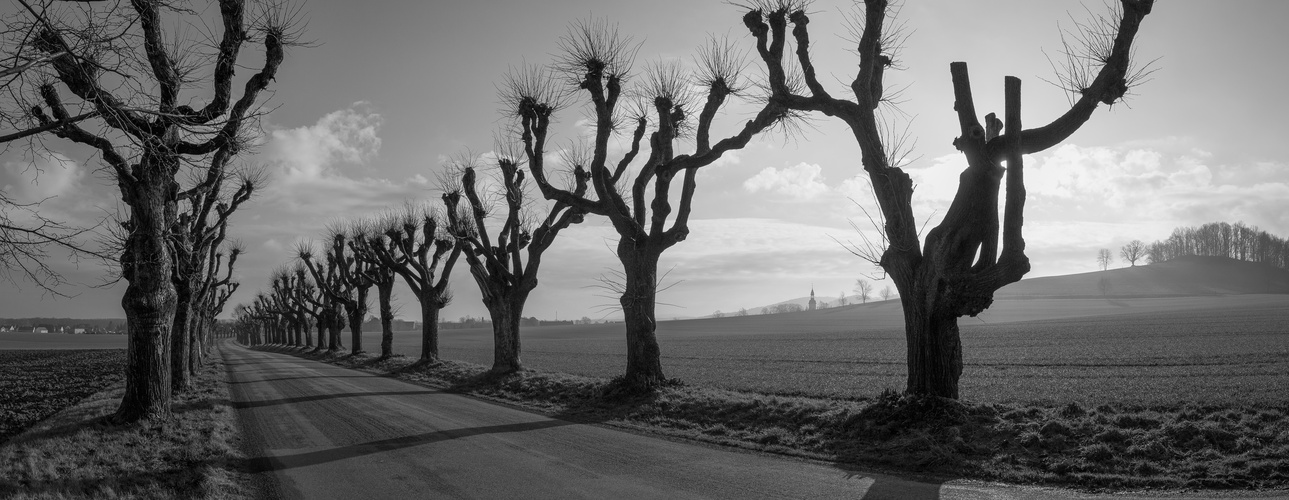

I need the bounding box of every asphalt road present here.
[221,343,1274,500]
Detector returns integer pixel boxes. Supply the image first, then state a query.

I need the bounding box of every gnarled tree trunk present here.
[170,280,193,392]
[419,299,439,362]
[486,291,528,374]
[618,243,665,388]
[377,280,394,358]
[115,171,178,423]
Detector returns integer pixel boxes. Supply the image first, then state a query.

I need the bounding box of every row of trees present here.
[236,0,1153,400]
[1146,222,1289,269]
[1097,222,1287,272]
[0,0,296,422]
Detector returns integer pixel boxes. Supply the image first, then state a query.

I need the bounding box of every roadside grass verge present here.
[0,346,249,500]
[277,345,1289,492]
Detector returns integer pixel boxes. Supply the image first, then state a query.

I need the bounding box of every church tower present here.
[808,287,817,311]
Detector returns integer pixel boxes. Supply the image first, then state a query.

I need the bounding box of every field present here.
[0,350,125,443]
[4,293,1285,406]
[357,294,1289,405]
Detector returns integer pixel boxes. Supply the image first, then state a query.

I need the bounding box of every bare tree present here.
[1097,248,1113,271]
[837,291,847,306]
[516,21,790,390]
[853,278,872,303]
[2,0,302,422]
[736,307,748,317]
[880,285,893,301]
[301,224,376,356]
[1120,239,1145,266]
[169,169,256,392]
[370,204,461,362]
[441,143,587,374]
[742,0,1153,398]
[297,242,350,352]
[351,219,400,359]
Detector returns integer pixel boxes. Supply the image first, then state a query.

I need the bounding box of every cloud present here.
[1,152,85,203]
[263,103,429,216]
[742,162,830,199]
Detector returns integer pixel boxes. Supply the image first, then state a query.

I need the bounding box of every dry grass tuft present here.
[0,346,250,500]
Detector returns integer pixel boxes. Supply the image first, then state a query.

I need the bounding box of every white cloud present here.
[1,152,84,203]
[263,103,429,215]
[742,162,830,199]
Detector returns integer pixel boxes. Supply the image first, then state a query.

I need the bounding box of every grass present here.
[0,350,126,443]
[278,345,1289,492]
[346,294,1289,405]
[0,345,251,500]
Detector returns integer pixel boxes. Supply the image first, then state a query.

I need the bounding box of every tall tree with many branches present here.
[370,204,460,362]
[3,0,302,421]
[169,169,256,391]
[517,21,791,390]
[442,145,588,374]
[349,219,400,358]
[741,0,1153,398]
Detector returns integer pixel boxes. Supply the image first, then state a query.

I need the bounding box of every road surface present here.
[221,342,1270,499]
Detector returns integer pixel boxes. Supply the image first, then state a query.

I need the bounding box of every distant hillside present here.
[995,255,1289,299]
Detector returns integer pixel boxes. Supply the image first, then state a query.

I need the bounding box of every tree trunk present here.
[487,293,526,374]
[899,280,964,399]
[315,320,326,352]
[378,280,394,358]
[618,246,666,388]
[419,296,439,362]
[170,280,193,393]
[327,308,343,352]
[347,305,364,355]
[114,176,178,423]
[187,311,202,377]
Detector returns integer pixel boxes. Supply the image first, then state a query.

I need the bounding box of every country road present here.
[220,342,1269,500]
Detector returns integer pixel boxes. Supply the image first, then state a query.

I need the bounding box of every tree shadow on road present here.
[239,418,579,473]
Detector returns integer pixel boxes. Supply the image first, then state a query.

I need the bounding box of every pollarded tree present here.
[370,204,461,362]
[1120,239,1145,266]
[300,226,374,355]
[742,0,1153,398]
[441,142,589,374]
[517,23,791,389]
[6,0,302,422]
[296,246,346,352]
[350,219,400,359]
[169,170,255,392]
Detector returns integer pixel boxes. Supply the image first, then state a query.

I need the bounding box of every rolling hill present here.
[993,255,1289,299]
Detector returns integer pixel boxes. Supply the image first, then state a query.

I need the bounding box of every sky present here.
[1,0,1287,322]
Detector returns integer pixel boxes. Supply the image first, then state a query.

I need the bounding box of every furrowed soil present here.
[0,350,126,443]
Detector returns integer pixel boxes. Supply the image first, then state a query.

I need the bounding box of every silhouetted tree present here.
[744,0,1154,398]
[880,285,893,301]
[1097,248,1113,271]
[1120,239,1145,266]
[517,21,791,390]
[352,219,399,359]
[3,0,302,422]
[371,204,460,362]
[442,145,587,373]
[853,279,872,303]
[169,170,256,392]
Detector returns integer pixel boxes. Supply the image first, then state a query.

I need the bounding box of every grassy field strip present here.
[277,346,1289,492]
[351,296,1289,404]
[0,346,252,499]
